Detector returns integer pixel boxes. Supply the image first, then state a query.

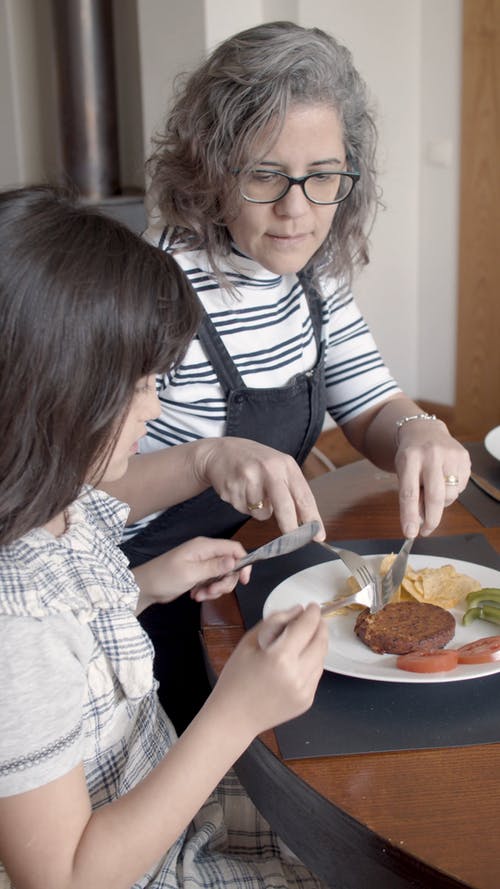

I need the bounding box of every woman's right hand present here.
[210,604,327,738]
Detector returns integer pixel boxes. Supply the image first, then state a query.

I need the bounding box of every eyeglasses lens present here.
[305,173,352,203]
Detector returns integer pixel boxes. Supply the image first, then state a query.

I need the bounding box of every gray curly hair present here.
[147,21,379,287]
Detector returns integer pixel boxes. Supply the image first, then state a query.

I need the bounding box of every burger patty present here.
[354,601,456,655]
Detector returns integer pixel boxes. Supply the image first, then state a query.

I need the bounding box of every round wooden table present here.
[202,461,500,889]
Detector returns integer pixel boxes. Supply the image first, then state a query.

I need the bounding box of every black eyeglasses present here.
[237,169,360,205]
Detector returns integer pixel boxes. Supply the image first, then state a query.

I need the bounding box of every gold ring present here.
[247,500,264,511]
[444,474,459,486]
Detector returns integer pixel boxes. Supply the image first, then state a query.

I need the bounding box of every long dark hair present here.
[0,186,200,544]
[147,21,379,287]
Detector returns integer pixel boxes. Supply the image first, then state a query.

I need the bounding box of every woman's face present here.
[227,104,346,275]
[99,376,161,483]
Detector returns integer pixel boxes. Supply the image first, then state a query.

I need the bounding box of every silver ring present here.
[444,474,459,486]
[247,499,265,511]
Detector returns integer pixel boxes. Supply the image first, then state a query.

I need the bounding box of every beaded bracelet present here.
[395,412,437,445]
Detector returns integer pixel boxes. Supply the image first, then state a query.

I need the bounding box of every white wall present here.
[0,0,462,407]
[297,0,461,404]
[418,0,461,404]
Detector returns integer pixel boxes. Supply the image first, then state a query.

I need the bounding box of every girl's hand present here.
[210,603,328,737]
[395,422,471,537]
[194,437,325,537]
[133,537,251,612]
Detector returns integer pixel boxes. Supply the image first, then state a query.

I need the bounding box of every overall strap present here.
[158,230,244,394]
[197,309,245,394]
[297,269,324,350]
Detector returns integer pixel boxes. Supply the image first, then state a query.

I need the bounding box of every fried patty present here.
[354,601,455,655]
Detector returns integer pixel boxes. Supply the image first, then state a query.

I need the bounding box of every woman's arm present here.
[0,605,327,889]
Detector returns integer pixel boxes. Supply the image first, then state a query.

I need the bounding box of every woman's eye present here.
[312,173,337,183]
[250,170,278,183]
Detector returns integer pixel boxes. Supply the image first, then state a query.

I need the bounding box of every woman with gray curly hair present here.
[146,21,377,288]
[109,21,469,731]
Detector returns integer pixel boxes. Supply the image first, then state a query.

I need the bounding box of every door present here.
[455,0,500,437]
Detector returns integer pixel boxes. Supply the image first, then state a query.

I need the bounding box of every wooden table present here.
[202,461,500,889]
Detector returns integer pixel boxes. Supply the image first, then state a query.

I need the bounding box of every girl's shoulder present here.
[0,488,135,620]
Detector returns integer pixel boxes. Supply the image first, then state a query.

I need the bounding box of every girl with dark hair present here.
[108,21,470,729]
[0,186,327,889]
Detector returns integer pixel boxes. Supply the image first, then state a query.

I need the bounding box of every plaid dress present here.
[0,488,325,889]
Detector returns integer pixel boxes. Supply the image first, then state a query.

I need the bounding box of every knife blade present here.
[213,520,322,580]
[380,536,415,605]
[470,471,500,503]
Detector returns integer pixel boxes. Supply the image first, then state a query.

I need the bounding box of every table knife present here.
[213,520,322,580]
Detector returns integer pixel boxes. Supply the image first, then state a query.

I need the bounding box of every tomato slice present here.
[456,635,500,664]
[396,649,459,673]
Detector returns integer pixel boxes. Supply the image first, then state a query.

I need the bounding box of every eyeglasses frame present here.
[236,169,360,206]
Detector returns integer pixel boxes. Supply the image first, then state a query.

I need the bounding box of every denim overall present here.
[122,271,327,731]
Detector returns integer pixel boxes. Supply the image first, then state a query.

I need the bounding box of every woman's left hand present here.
[395,422,471,537]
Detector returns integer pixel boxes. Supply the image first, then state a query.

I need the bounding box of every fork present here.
[380,536,415,605]
[317,542,382,612]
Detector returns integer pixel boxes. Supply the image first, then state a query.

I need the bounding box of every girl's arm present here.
[0,605,327,889]
[101,436,324,537]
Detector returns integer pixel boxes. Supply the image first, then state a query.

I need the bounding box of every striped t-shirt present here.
[125,232,399,538]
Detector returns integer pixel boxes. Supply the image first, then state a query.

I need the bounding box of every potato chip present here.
[391,562,479,608]
[405,564,480,608]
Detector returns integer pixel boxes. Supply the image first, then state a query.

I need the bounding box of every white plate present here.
[485,425,500,461]
[263,554,500,683]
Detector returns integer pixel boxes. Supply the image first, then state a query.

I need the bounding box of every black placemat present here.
[236,534,500,758]
[459,441,500,527]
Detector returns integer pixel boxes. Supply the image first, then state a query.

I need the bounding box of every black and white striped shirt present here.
[141,233,399,454]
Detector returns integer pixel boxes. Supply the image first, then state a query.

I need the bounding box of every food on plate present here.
[396,649,459,673]
[354,601,455,655]
[456,636,500,664]
[380,554,481,608]
[346,555,480,611]
[462,588,500,627]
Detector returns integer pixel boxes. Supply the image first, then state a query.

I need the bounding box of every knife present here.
[380,536,415,605]
[470,471,500,503]
[213,520,322,579]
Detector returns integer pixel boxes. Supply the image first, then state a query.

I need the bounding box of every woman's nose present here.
[274,182,310,217]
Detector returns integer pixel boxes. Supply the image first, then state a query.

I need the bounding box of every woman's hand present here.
[394,421,471,537]
[344,396,471,539]
[194,437,325,537]
[209,603,328,737]
[133,537,251,613]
